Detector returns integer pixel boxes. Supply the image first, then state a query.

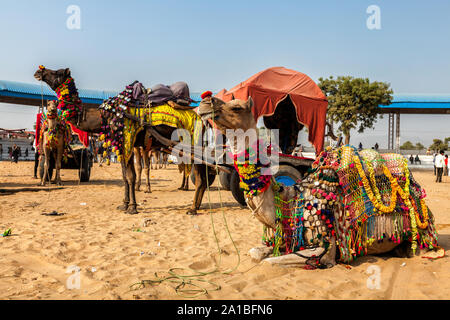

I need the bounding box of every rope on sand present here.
[129,107,241,298]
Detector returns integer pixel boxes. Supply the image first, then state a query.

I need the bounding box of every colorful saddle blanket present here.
[123,104,203,164]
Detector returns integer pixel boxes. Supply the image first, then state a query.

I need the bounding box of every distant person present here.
[25,148,29,159]
[435,151,445,183]
[433,153,437,175]
[374,143,379,151]
[97,143,105,167]
[414,155,421,165]
[33,138,39,179]
[409,155,414,165]
[444,155,449,177]
[426,149,431,156]
[12,144,20,163]
[358,142,363,151]
[0,144,3,160]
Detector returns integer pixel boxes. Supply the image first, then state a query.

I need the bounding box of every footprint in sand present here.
[189,259,213,270]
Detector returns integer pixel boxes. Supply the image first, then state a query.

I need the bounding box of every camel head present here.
[199,94,279,229]
[198,96,256,132]
[47,100,58,115]
[34,66,71,91]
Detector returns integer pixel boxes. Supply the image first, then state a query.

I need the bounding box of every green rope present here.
[129,106,241,298]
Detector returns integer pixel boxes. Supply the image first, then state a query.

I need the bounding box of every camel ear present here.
[246,96,254,111]
[64,68,71,77]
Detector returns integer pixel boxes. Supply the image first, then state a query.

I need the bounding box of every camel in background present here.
[34,66,215,215]
[39,101,70,186]
[134,146,191,192]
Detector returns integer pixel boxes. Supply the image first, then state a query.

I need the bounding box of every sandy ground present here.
[0,161,449,300]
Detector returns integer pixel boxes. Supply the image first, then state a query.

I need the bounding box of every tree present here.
[429,139,448,153]
[318,76,393,145]
[415,142,424,150]
[400,141,415,150]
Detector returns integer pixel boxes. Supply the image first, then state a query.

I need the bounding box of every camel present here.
[134,146,190,193]
[38,101,70,186]
[99,85,216,214]
[197,95,440,267]
[34,66,214,215]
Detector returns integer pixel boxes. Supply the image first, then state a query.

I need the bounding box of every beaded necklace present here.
[233,140,272,198]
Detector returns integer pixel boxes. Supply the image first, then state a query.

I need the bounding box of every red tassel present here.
[201,91,213,99]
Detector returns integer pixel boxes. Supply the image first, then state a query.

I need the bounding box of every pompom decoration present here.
[201,91,213,100]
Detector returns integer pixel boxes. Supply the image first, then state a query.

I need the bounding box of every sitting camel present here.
[198,95,440,267]
[39,101,70,186]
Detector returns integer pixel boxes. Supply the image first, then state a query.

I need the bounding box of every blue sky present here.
[0,0,449,146]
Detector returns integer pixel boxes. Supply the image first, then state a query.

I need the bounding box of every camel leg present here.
[249,246,274,262]
[126,156,138,215]
[117,159,130,212]
[143,150,151,193]
[187,165,207,215]
[179,165,186,190]
[184,170,190,191]
[262,248,325,267]
[134,148,142,191]
[163,154,168,169]
[319,236,337,268]
[53,146,63,186]
[150,152,155,170]
[40,148,50,186]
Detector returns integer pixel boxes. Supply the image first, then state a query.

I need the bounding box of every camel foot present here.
[117,203,129,211]
[186,209,197,215]
[135,186,141,191]
[127,205,138,215]
[144,189,152,194]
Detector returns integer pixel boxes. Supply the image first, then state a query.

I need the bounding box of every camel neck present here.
[232,139,272,198]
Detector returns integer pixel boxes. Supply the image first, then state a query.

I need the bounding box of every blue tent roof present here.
[379,94,450,111]
[0,80,202,106]
[1,80,448,110]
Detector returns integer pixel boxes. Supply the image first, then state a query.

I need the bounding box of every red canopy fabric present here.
[215,67,328,153]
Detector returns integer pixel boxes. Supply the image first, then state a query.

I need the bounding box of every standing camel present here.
[34,66,215,215]
[197,94,440,267]
[38,101,70,186]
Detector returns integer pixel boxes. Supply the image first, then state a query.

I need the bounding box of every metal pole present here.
[388,114,391,150]
[395,112,400,153]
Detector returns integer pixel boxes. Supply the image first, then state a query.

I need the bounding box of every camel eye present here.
[231,107,243,112]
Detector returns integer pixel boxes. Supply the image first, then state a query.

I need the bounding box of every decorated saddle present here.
[123,104,203,164]
[98,82,203,167]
